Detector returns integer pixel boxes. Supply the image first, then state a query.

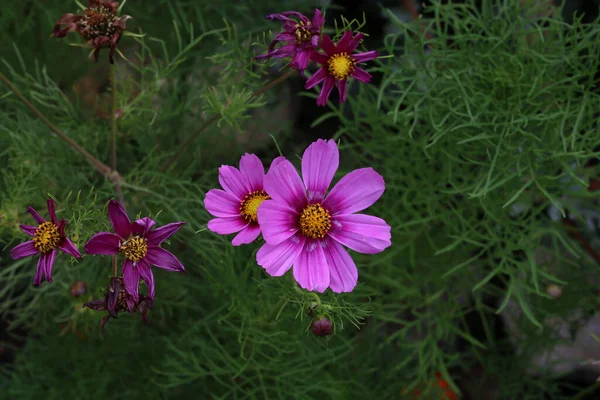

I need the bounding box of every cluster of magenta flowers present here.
[205,139,392,293]
[255,9,378,106]
[11,199,185,336]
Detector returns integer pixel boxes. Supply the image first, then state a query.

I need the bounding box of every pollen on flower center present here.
[119,236,147,262]
[327,52,355,80]
[294,21,312,44]
[78,6,117,40]
[33,222,61,253]
[299,204,331,239]
[240,191,270,223]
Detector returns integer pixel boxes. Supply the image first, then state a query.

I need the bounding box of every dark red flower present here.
[255,9,324,72]
[305,31,378,106]
[83,276,151,337]
[53,0,131,64]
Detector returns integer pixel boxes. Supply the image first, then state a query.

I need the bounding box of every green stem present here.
[112,255,117,277]
[110,64,118,172]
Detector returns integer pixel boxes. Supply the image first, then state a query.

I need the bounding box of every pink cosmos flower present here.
[84,200,185,303]
[11,199,81,285]
[305,31,378,106]
[255,9,325,72]
[256,139,391,293]
[204,153,277,245]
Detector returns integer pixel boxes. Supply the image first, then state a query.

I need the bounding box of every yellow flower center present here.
[119,236,148,262]
[33,222,61,254]
[240,191,271,223]
[79,6,117,41]
[299,204,331,239]
[294,21,312,45]
[327,53,355,80]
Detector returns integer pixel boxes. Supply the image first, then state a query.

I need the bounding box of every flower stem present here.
[0,70,114,178]
[110,64,118,172]
[158,69,296,173]
[112,255,117,276]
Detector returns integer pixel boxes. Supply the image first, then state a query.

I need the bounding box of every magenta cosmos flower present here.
[11,199,81,285]
[255,9,324,72]
[53,0,131,64]
[204,153,279,245]
[84,200,185,302]
[256,139,391,293]
[305,31,378,106]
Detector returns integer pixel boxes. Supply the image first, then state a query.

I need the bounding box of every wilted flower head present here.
[83,276,151,337]
[53,0,131,63]
[85,200,185,303]
[257,139,391,293]
[11,199,81,285]
[204,154,276,246]
[305,31,378,106]
[255,9,324,72]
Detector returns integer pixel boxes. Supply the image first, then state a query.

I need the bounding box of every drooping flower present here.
[256,139,391,293]
[204,153,276,246]
[305,31,378,106]
[83,276,151,337]
[53,0,131,64]
[255,9,325,72]
[11,199,81,285]
[84,200,185,302]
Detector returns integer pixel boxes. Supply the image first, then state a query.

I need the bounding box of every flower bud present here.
[311,317,333,337]
[69,281,88,297]
[546,283,562,299]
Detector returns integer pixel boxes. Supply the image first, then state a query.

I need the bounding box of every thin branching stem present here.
[159,69,296,173]
[110,64,118,172]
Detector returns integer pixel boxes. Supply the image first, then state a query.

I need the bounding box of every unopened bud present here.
[311,317,333,337]
[546,284,562,299]
[69,281,88,298]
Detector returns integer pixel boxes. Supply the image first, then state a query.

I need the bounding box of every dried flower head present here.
[85,200,186,303]
[305,31,377,106]
[257,139,391,293]
[53,0,131,64]
[83,276,151,337]
[255,9,324,72]
[204,153,277,245]
[11,199,81,285]
[70,281,88,298]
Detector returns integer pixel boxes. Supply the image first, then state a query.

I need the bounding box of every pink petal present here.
[27,206,45,224]
[291,50,312,71]
[353,51,377,63]
[11,241,38,259]
[219,166,251,199]
[207,217,247,235]
[147,222,186,246]
[316,76,336,107]
[34,255,44,285]
[346,32,365,53]
[146,247,185,271]
[328,214,391,254]
[138,259,155,300]
[257,234,306,277]
[301,139,339,202]
[336,30,354,52]
[323,238,357,293]
[257,200,299,245]
[272,32,296,42]
[263,158,307,210]
[323,168,385,215]
[19,225,37,236]
[305,67,328,90]
[122,260,140,301]
[131,217,156,237]
[47,199,58,224]
[310,52,329,65]
[320,34,336,55]
[292,239,330,293]
[231,224,262,246]
[108,200,132,238]
[239,153,265,191]
[204,188,241,218]
[84,232,120,255]
[337,79,347,103]
[59,238,81,258]
[312,9,325,29]
[43,249,57,283]
[352,67,373,84]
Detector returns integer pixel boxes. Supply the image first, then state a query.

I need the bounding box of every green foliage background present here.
[1,0,600,399]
